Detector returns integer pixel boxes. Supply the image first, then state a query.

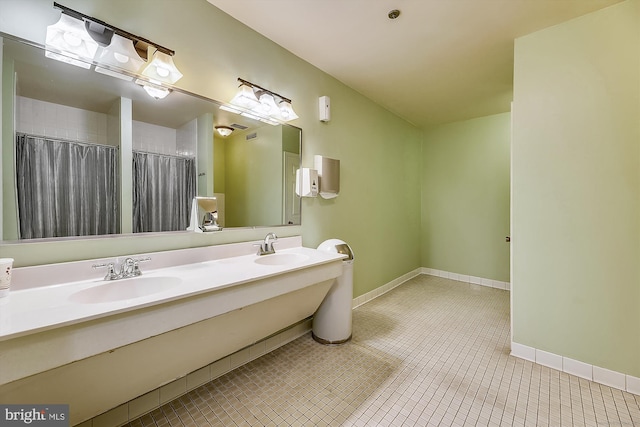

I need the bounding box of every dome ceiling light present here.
[215,126,235,137]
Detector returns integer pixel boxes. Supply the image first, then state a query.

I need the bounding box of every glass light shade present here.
[278,100,299,121]
[258,93,279,115]
[45,14,99,67]
[142,84,171,99]
[230,83,260,110]
[215,126,234,137]
[95,34,145,81]
[141,50,183,84]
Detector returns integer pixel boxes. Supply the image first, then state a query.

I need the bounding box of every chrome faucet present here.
[92,257,151,281]
[256,233,278,256]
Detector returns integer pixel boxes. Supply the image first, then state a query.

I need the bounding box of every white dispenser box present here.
[319,96,331,122]
[296,168,318,197]
[314,155,340,199]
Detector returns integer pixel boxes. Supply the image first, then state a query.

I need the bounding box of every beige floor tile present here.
[126,275,640,427]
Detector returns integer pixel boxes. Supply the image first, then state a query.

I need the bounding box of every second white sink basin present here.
[254,253,310,266]
[69,276,181,304]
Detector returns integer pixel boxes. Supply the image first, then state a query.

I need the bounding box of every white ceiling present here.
[207,0,621,128]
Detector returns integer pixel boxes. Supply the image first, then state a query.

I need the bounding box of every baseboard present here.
[421,267,510,291]
[511,341,640,396]
[351,267,509,311]
[351,268,423,309]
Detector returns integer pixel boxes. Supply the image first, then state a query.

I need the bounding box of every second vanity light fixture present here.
[222,78,299,125]
[45,2,183,100]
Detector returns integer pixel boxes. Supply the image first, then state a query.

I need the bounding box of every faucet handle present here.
[253,242,265,256]
[92,262,119,281]
[131,257,151,276]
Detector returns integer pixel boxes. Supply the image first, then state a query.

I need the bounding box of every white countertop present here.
[0,246,345,342]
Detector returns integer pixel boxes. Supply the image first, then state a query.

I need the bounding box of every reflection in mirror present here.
[223,123,301,227]
[132,150,196,233]
[187,196,222,232]
[1,34,302,242]
[15,133,119,239]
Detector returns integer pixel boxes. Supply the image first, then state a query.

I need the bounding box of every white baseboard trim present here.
[511,341,640,396]
[351,268,510,310]
[352,268,422,309]
[421,267,511,291]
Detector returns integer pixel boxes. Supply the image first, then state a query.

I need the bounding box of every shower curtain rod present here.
[133,149,195,160]
[17,132,119,150]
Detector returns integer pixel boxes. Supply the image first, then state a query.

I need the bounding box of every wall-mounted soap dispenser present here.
[314,155,340,199]
[296,168,318,197]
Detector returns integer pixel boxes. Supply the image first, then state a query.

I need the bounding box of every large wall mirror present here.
[1,34,302,242]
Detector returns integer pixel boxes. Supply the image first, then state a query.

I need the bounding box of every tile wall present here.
[16,97,197,157]
[132,121,177,155]
[16,96,109,145]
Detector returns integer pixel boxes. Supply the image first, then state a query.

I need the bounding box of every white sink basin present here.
[69,276,181,304]
[254,253,310,266]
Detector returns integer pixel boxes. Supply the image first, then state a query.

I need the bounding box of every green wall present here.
[512,0,640,376]
[301,100,422,297]
[0,0,422,298]
[422,113,511,282]
[197,113,215,197]
[224,125,283,227]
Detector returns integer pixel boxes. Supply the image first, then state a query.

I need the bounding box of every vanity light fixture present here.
[257,92,279,115]
[95,34,145,81]
[279,99,299,121]
[141,50,183,85]
[226,78,299,124]
[46,3,183,98]
[229,82,261,110]
[215,126,234,137]
[45,13,99,69]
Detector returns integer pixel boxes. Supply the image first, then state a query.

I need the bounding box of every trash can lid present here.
[317,239,354,261]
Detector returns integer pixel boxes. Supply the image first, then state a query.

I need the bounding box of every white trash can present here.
[313,239,354,345]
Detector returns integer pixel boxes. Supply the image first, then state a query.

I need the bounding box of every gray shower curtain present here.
[132,151,195,233]
[15,133,119,239]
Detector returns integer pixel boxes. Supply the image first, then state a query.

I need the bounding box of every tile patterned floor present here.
[127,275,640,426]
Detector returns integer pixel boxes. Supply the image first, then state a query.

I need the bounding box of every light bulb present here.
[63,32,82,47]
[113,52,129,63]
[143,84,170,99]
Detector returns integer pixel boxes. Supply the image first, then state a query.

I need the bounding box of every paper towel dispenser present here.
[314,155,340,199]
